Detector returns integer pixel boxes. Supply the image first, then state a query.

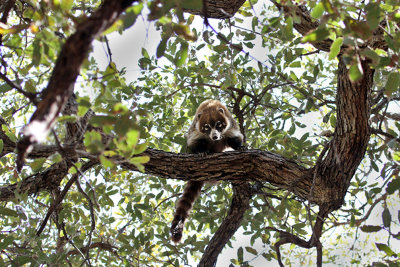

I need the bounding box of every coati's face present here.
[196,107,230,141]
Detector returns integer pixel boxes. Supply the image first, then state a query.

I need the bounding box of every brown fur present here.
[170,100,243,243]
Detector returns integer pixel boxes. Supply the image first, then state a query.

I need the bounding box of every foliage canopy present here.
[0,0,399,266]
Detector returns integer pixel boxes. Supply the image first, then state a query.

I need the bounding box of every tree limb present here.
[198,182,252,267]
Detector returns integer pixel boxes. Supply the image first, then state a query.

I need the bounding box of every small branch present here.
[153,193,181,211]
[331,193,388,227]
[371,128,400,143]
[67,242,118,256]
[75,179,96,264]
[36,161,96,236]
[267,207,328,267]
[102,36,113,64]
[36,173,79,236]
[0,71,37,103]
[0,0,15,46]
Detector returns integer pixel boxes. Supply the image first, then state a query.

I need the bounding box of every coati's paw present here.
[237,145,248,151]
[198,152,209,157]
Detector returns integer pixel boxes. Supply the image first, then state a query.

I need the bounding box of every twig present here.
[67,242,118,256]
[103,36,113,64]
[36,172,80,236]
[0,71,37,104]
[153,193,181,211]
[36,161,96,236]
[75,179,96,265]
[331,193,388,226]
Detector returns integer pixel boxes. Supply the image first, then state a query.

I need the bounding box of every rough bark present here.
[184,0,246,19]
[314,57,373,211]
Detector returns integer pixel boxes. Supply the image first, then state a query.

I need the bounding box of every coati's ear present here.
[218,108,224,114]
[197,112,202,119]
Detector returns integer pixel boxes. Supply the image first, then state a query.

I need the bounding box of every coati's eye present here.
[215,121,225,131]
[203,124,210,132]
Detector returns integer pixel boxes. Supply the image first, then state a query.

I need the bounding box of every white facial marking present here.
[210,128,222,141]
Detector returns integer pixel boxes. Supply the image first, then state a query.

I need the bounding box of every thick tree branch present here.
[198,182,252,267]
[0,160,97,202]
[314,57,373,211]
[67,242,118,257]
[183,0,246,19]
[16,0,138,171]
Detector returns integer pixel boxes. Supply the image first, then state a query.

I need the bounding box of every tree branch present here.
[198,182,252,267]
[183,0,246,19]
[36,160,97,236]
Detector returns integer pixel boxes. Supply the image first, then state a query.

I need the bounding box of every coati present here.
[170,99,244,243]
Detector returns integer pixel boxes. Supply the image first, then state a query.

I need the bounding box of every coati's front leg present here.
[188,138,210,155]
[226,135,245,151]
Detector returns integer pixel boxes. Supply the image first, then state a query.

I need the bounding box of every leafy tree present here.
[0,0,399,266]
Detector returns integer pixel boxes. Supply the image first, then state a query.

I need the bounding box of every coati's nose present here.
[212,134,219,140]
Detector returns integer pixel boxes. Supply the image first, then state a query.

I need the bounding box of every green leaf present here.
[0,83,12,93]
[0,236,14,250]
[349,63,363,82]
[84,131,104,154]
[77,96,91,117]
[360,225,382,233]
[122,4,143,30]
[282,16,295,41]
[175,42,188,67]
[366,2,381,30]
[130,156,150,164]
[311,2,325,19]
[385,72,400,96]
[30,158,47,172]
[0,140,3,154]
[100,155,115,169]
[0,207,18,217]
[32,40,41,66]
[126,129,140,148]
[382,208,391,228]
[142,48,150,58]
[156,37,169,58]
[60,0,74,11]
[15,256,31,266]
[237,246,243,263]
[289,61,301,68]
[329,37,343,60]
[302,27,330,43]
[89,115,116,127]
[245,246,258,255]
[57,115,77,123]
[387,179,400,194]
[375,243,396,257]
[361,49,380,66]
[230,259,240,265]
